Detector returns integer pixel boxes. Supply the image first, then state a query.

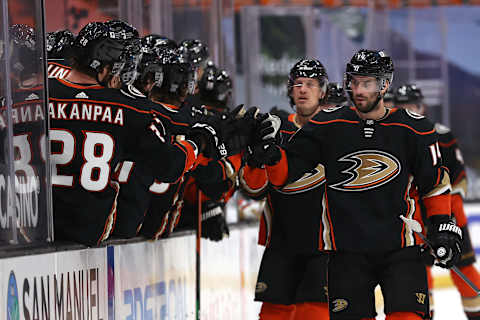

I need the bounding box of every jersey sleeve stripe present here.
[379,123,436,135]
[439,139,457,148]
[177,140,197,173]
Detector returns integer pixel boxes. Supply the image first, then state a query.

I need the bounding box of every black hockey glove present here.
[201,201,229,241]
[427,215,462,269]
[222,105,260,155]
[188,117,227,159]
[246,141,282,168]
[256,112,281,142]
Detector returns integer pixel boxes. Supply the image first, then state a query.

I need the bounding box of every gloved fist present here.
[256,113,281,142]
[188,118,227,159]
[222,105,260,155]
[201,201,229,241]
[246,140,282,168]
[427,215,462,269]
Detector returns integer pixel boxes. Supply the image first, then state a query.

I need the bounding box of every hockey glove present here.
[222,105,260,155]
[427,215,462,269]
[188,118,227,159]
[201,201,229,241]
[256,112,281,142]
[246,140,282,168]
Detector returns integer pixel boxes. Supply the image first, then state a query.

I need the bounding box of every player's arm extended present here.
[264,120,324,188]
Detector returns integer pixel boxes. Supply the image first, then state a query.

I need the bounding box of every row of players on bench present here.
[14,20,432,247]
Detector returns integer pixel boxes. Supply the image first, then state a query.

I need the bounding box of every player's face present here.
[350,75,380,113]
[398,102,425,116]
[291,77,325,117]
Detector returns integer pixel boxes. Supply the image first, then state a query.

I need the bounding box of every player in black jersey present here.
[49,21,224,246]
[0,24,50,243]
[179,62,238,241]
[251,49,462,320]
[240,59,330,320]
[395,84,480,320]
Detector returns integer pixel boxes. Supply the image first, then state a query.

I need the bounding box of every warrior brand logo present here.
[416,293,427,304]
[280,163,325,194]
[255,282,268,293]
[331,299,348,312]
[330,150,401,192]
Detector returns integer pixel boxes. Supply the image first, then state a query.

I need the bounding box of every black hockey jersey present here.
[240,113,326,252]
[49,78,197,245]
[0,85,50,243]
[267,106,451,253]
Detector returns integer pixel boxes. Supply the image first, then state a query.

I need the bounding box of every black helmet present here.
[178,39,209,67]
[287,58,328,107]
[344,49,394,112]
[119,37,143,86]
[104,20,139,41]
[46,29,75,59]
[9,24,39,79]
[326,82,347,105]
[74,21,133,75]
[199,61,232,106]
[157,48,196,96]
[394,84,424,104]
[142,34,177,51]
[345,49,394,90]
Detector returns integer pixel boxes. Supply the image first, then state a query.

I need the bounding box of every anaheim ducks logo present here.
[330,150,401,192]
[331,299,349,312]
[279,163,325,194]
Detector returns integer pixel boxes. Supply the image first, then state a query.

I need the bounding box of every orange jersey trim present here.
[177,140,197,173]
[57,78,103,90]
[310,119,360,125]
[423,194,451,218]
[242,166,268,190]
[379,122,436,135]
[439,138,457,148]
[266,148,288,187]
[226,153,242,173]
[151,109,190,127]
[451,193,467,227]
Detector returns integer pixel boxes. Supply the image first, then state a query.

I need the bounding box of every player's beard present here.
[354,92,381,114]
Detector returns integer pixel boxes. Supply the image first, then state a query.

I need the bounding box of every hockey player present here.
[395,84,480,320]
[240,58,330,320]
[1,24,50,242]
[325,82,348,107]
[49,21,224,245]
[250,49,462,320]
[180,63,238,241]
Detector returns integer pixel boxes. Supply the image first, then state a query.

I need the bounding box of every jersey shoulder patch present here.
[405,109,425,120]
[434,122,451,134]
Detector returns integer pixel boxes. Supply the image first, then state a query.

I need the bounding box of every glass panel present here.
[0,0,52,245]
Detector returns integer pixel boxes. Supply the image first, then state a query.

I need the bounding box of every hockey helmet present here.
[46,29,75,59]
[287,58,328,106]
[178,39,209,67]
[157,47,196,95]
[326,82,347,105]
[9,24,39,78]
[394,84,424,104]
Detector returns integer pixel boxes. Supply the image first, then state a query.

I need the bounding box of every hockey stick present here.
[400,215,480,295]
[196,189,202,320]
